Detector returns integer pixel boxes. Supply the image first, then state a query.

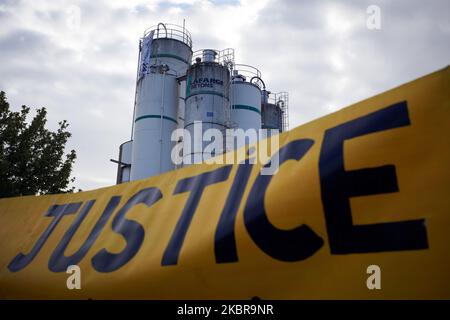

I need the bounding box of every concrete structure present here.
[114,22,289,183]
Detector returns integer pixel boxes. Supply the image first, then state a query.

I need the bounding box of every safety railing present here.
[231,64,265,89]
[143,23,192,48]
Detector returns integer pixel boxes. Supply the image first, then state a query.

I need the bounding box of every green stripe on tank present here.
[232,104,261,115]
[135,114,178,125]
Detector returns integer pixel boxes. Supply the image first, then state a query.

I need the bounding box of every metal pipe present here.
[159,69,166,173]
[157,22,167,38]
[250,76,266,90]
[115,144,123,184]
[183,19,185,44]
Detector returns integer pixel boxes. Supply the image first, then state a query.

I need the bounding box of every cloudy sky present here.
[0,0,448,191]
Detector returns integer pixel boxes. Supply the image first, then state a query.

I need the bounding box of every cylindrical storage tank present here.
[117,140,132,184]
[261,102,283,133]
[130,70,179,180]
[184,54,230,164]
[202,49,216,62]
[230,75,261,148]
[145,23,193,76]
[130,24,193,181]
[150,38,192,76]
[261,89,282,136]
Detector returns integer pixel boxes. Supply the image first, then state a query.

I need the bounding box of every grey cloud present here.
[238,0,449,124]
[0,28,52,55]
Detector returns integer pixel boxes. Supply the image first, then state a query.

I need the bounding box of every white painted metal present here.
[149,38,192,76]
[129,24,193,181]
[143,23,193,76]
[202,49,216,62]
[117,140,132,183]
[230,78,261,148]
[130,71,178,180]
[183,53,230,164]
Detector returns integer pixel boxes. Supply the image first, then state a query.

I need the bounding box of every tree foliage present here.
[0,91,77,197]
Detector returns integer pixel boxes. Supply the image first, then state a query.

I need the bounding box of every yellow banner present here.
[0,67,449,299]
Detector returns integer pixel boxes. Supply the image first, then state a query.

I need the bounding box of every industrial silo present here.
[261,90,283,135]
[114,23,290,183]
[183,49,232,164]
[146,23,193,76]
[230,64,263,148]
[130,23,193,180]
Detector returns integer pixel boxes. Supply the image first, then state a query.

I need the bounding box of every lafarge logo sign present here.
[190,77,224,89]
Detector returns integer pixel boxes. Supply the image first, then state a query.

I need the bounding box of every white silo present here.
[229,64,263,148]
[114,23,291,183]
[183,49,232,164]
[147,23,193,76]
[130,23,193,180]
